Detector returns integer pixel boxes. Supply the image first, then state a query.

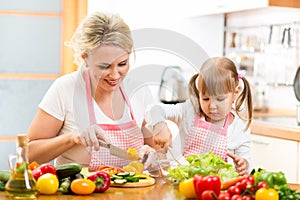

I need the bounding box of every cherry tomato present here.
[201,190,217,200]
[255,188,279,200]
[235,181,246,192]
[28,161,39,171]
[244,174,255,185]
[231,194,243,200]
[178,178,196,198]
[227,185,241,196]
[242,195,252,200]
[70,178,96,195]
[257,181,268,189]
[218,191,231,200]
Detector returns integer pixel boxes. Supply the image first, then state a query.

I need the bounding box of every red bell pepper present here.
[32,163,56,181]
[193,175,221,200]
[87,171,111,192]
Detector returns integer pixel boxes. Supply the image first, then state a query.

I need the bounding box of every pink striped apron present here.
[84,70,144,171]
[183,114,230,161]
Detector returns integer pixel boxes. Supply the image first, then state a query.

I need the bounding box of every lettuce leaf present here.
[167,152,238,182]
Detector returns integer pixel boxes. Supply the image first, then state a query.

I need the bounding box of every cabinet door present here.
[251,134,298,183]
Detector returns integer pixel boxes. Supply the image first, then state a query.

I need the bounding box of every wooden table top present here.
[0,178,299,200]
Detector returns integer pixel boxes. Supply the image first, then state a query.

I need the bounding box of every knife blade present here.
[99,141,139,161]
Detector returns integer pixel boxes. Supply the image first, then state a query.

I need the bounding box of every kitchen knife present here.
[99,141,139,161]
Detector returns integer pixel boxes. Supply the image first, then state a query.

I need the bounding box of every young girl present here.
[143,57,253,175]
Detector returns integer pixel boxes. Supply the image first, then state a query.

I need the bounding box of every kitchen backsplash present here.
[225,7,300,111]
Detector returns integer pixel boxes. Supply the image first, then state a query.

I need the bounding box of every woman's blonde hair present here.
[65,12,133,68]
[189,57,253,130]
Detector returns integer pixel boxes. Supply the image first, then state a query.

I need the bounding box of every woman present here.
[28,12,157,171]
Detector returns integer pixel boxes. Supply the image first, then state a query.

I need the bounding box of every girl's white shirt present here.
[145,100,252,171]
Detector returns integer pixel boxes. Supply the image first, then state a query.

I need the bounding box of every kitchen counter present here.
[251,109,300,142]
[0,178,299,200]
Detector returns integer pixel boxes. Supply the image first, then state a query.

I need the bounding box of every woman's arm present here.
[27,109,80,164]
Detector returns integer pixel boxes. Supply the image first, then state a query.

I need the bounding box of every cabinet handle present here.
[252,140,270,145]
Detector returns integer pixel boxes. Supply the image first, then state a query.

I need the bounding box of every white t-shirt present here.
[39,67,153,166]
[145,100,252,171]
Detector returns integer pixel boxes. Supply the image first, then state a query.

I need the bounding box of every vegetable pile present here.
[168,152,239,182]
[176,164,300,199]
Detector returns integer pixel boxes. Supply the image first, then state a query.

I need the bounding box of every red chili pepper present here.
[87,171,111,193]
[32,163,56,181]
[193,175,221,200]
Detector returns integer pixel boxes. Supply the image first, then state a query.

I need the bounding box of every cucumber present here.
[114,179,127,184]
[116,172,130,177]
[0,170,10,183]
[55,163,82,179]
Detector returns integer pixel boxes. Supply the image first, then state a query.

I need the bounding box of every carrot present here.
[221,176,244,190]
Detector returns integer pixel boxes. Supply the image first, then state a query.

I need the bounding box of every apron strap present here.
[84,70,96,125]
[84,70,136,124]
[119,86,136,121]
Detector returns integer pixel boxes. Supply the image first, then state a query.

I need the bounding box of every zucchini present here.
[114,179,127,184]
[0,170,10,183]
[55,163,82,179]
[125,176,139,182]
[116,172,130,177]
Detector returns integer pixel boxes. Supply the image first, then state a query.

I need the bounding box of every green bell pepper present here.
[256,171,287,188]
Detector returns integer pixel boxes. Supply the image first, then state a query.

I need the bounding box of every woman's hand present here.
[78,124,110,151]
[227,152,248,176]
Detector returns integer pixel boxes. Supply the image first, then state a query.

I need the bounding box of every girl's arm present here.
[27,109,81,164]
[142,102,187,150]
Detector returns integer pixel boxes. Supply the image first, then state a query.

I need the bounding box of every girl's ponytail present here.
[188,74,201,114]
[235,76,253,130]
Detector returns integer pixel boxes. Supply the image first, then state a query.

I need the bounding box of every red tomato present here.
[39,163,56,175]
[218,191,231,200]
[242,195,253,200]
[244,174,255,185]
[227,185,241,196]
[257,181,268,189]
[201,190,217,200]
[231,194,243,200]
[238,179,249,191]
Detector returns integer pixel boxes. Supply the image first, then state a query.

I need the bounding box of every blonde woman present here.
[28,12,157,171]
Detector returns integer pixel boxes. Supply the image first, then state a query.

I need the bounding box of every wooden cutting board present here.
[110,177,155,188]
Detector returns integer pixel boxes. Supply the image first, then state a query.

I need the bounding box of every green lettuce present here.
[167,152,238,182]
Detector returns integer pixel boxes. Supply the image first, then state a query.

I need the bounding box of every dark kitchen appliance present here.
[294,66,300,101]
[159,66,188,104]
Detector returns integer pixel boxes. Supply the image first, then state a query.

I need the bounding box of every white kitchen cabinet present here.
[250,134,299,184]
[298,148,300,184]
[194,0,300,17]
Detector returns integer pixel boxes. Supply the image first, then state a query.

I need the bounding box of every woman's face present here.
[84,45,130,93]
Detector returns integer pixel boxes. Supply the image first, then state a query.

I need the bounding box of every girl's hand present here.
[152,122,172,151]
[139,145,166,171]
[227,152,248,176]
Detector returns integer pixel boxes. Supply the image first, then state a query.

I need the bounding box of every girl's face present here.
[84,45,130,93]
[199,90,238,122]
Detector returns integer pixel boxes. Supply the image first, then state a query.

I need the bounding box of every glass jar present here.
[5,134,37,199]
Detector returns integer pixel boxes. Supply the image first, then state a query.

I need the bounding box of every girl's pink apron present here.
[183,114,230,161]
[84,70,144,171]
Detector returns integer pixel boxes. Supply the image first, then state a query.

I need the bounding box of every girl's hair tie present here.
[237,73,243,79]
